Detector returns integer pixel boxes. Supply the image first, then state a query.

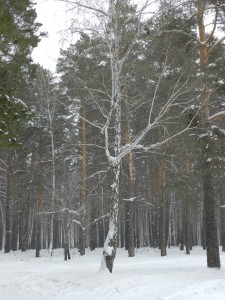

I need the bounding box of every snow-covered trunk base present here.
[101,220,117,273]
[100,165,120,273]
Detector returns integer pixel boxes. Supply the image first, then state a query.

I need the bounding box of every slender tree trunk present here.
[0,199,5,250]
[158,156,167,256]
[157,129,167,256]
[134,160,140,249]
[11,169,18,251]
[180,202,185,251]
[48,106,56,256]
[220,184,225,252]
[122,78,135,257]
[64,213,71,261]
[5,153,12,253]
[185,147,191,255]
[79,104,86,256]
[185,198,191,255]
[36,136,44,257]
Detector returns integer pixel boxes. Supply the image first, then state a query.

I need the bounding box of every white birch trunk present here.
[63,0,194,272]
[100,164,120,272]
[100,0,123,273]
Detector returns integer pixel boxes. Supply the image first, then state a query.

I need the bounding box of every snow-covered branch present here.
[208,111,225,123]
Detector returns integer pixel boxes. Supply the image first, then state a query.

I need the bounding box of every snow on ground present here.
[0,247,225,300]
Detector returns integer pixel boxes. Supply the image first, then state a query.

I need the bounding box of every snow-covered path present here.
[0,247,225,300]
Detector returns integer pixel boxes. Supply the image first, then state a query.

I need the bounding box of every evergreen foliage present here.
[0,0,42,148]
[1,0,225,272]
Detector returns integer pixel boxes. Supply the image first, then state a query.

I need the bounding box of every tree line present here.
[1,0,225,273]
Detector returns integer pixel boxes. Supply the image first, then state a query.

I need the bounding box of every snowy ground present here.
[1,247,225,300]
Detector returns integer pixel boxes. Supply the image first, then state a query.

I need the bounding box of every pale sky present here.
[31,0,158,73]
[32,0,74,72]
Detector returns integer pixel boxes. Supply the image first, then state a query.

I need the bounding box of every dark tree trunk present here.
[79,227,86,256]
[21,206,29,252]
[134,160,140,249]
[36,137,44,258]
[180,202,185,251]
[185,198,191,255]
[36,216,41,258]
[203,161,220,268]
[64,226,71,261]
[79,105,86,256]
[201,204,206,250]
[220,185,225,252]
[196,2,220,268]
[5,153,12,253]
[122,78,135,257]
[158,155,167,257]
[64,245,71,261]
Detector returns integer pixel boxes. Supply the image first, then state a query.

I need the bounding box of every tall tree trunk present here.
[220,184,225,252]
[79,104,86,256]
[4,153,11,253]
[11,168,18,251]
[197,2,220,268]
[49,117,56,256]
[36,135,44,258]
[159,160,167,256]
[158,130,167,257]
[101,0,122,272]
[0,199,5,250]
[122,78,135,257]
[134,160,140,249]
[185,146,191,255]
[180,202,185,251]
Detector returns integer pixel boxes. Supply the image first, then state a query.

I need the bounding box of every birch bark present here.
[60,0,195,272]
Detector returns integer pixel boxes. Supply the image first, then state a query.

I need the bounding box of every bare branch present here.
[57,0,109,17]
[205,3,219,45]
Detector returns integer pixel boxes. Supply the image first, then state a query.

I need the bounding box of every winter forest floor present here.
[0,247,225,300]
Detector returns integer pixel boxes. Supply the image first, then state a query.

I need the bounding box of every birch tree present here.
[58,0,194,273]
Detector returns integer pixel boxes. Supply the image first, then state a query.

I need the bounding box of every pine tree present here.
[0,0,42,148]
[157,0,225,268]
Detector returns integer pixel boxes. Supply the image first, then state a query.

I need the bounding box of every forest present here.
[1,0,225,274]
